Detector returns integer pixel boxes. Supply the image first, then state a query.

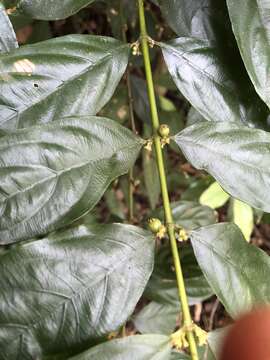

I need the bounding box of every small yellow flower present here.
[144,139,153,151]
[178,228,189,242]
[171,328,189,350]
[193,324,208,346]
[156,224,167,239]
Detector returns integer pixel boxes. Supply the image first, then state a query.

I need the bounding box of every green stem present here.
[120,0,137,222]
[137,1,198,358]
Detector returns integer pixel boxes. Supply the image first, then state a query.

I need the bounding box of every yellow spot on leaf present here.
[13,59,35,74]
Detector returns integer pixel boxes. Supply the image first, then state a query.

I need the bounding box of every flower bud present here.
[158,124,170,138]
[148,218,162,233]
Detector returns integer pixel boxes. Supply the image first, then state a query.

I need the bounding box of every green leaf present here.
[0,3,18,53]
[130,75,152,124]
[159,95,176,112]
[106,0,138,41]
[145,243,213,306]
[200,182,230,209]
[12,0,96,20]
[70,334,171,360]
[227,0,270,108]
[104,185,126,221]
[174,121,270,212]
[0,116,142,244]
[159,0,269,129]
[153,201,217,230]
[0,35,129,132]
[0,223,155,358]
[229,199,254,241]
[191,223,270,318]
[133,301,178,335]
[158,0,235,41]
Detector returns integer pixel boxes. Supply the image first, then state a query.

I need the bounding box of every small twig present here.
[202,298,220,360]
[208,298,220,331]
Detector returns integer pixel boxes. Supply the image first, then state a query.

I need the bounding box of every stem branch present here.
[137,1,198,358]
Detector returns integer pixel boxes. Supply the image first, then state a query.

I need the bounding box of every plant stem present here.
[137,1,198,358]
[119,1,137,222]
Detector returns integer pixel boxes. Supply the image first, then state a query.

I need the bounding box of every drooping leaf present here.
[145,243,213,306]
[153,201,217,230]
[227,0,270,109]
[0,223,155,359]
[104,185,126,221]
[130,75,153,124]
[158,0,229,40]
[0,35,129,132]
[174,121,270,212]
[159,0,269,128]
[200,182,230,209]
[159,95,176,112]
[229,198,254,241]
[106,0,138,40]
[0,2,18,53]
[191,223,270,318]
[70,334,171,360]
[0,116,142,244]
[10,0,97,20]
[133,301,178,335]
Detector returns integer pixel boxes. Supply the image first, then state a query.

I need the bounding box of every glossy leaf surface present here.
[0,116,142,244]
[159,0,269,128]
[0,223,155,359]
[70,334,171,360]
[0,35,129,132]
[191,223,270,317]
[227,0,270,108]
[0,3,18,53]
[174,122,270,212]
[12,0,96,20]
